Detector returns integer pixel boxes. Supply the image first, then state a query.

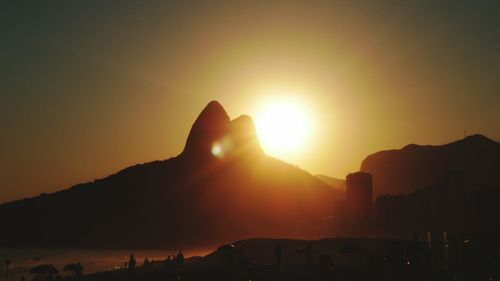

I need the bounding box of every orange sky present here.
[1,1,499,203]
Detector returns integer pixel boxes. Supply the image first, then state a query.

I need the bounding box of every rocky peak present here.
[230,115,264,155]
[181,101,264,158]
[182,101,231,156]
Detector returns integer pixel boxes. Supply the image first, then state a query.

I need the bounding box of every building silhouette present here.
[334,172,374,235]
[346,172,373,219]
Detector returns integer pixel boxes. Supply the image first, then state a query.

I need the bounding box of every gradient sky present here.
[1,0,499,203]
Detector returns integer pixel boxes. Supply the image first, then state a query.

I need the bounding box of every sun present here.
[253,97,313,158]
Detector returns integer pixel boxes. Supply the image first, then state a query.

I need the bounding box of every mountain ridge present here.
[314,175,346,191]
[361,134,500,197]
[0,101,343,249]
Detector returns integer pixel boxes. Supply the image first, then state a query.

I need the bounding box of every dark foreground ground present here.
[77,264,495,281]
[23,237,500,281]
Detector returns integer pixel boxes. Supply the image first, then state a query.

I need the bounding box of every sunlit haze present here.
[1,1,499,203]
[253,93,314,160]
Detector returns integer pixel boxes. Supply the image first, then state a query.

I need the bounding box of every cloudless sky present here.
[1,0,499,203]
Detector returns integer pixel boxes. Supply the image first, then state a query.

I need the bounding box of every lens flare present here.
[211,142,224,158]
[211,137,233,158]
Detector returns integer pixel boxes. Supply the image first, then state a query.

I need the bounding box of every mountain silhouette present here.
[0,101,343,249]
[183,101,232,157]
[315,175,346,191]
[361,134,500,197]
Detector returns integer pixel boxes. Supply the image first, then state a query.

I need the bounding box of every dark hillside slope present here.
[361,134,500,197]
[0,101,342,249]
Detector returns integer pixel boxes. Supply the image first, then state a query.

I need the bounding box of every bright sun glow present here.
[254,97,313,157]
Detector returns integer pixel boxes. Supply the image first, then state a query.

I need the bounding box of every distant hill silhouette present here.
[0,101,343,249]
[361,134,500,197]
[192,237,390,268]
[315,175,346,191]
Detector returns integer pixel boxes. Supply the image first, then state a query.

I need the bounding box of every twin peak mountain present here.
[1,101,498,249]
[0,101,343,249]
[182,100,263,159]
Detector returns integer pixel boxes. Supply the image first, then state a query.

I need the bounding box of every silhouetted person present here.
[143,257,151,271]
[176,250,184,268]
[128,255,136,271]
[5,259,11,281]
[306,244,313,265]
[275,243,282,267]
[76,263,83,277]
[164,256,172,272]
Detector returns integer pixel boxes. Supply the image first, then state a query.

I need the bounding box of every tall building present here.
[334,172,373,235]
[346,172,373,218]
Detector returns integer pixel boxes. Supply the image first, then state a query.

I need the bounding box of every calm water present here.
[0,248,208,281]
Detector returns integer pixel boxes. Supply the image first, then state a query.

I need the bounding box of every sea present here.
[0,248,208,281]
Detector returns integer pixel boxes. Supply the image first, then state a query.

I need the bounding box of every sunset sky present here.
[1,0,499,203]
